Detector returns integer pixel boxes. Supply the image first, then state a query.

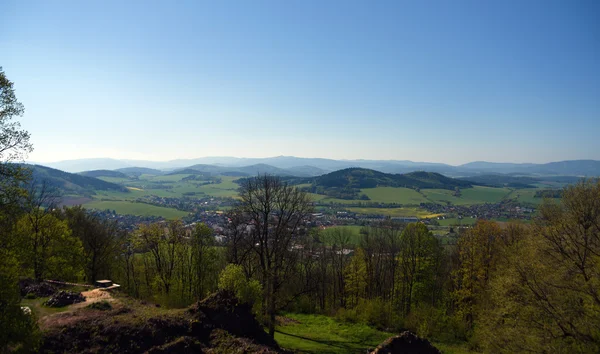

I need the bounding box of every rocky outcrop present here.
[370,331,441,354]
[40,290,286,353]
[45,291,85,307]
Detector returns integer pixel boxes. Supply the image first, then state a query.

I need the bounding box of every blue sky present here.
[1,0,599,165]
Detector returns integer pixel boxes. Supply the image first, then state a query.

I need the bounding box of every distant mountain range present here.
[32,156,600,177]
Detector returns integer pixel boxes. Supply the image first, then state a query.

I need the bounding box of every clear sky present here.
[1,0,599,165]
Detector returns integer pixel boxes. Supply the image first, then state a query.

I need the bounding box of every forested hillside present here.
[27,164,129,194]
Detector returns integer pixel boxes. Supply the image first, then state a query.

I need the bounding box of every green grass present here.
[150,174,195,182]
[20,297,71,318]
[275,313,477,354]
[275,313,393,354]
[83,200,188,219]
[346,207,442,218]
[360,187,426,204]
[422,186,512,206]
[320,226,364,245]
[97,176,134,184]
[437,217,477,226]
[510,188,543,205]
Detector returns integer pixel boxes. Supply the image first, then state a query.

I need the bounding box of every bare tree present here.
[233,175,313,337]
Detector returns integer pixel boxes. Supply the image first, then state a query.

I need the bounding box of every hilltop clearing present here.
[40,290,284,353]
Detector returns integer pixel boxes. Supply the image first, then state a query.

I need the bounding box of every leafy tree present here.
[0,66,32,164]
[135,221,183,295]
[452,220,502,328]
[479,180,600,353]
[0,66,38,352]
[398,222,441,315]
[61,206,120,282]
[345,248,367,308]
[218,264,262,310]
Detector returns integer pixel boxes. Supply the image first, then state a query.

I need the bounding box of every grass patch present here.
[360,187,426,204]
[275,313,393,354]
[320,226,364,245]
[20,297,70,318]
[346,207,440,218]
[422,186,512,206]
[83,200,188,219]
[438,217,477,226]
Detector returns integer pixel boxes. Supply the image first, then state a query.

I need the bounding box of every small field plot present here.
[150,174,195,182]
[275,313,393,354]
[83,200,188,219]
[320,225,364,245]
[97,176,134,184]
[346,207,440,218]
[423,186,511,205]
[511,188,544,205]
[360,187,426,204]
[438,217,477,226]
[184,176,240,198]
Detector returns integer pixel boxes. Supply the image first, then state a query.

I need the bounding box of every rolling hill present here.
[311,168,472,190]
[173,163,320,177]
[115,167,164,176]
[25,164,129,195]
[36,157,600,177]
[78,170,129,178]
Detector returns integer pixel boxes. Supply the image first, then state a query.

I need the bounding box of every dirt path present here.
[70,289,115,310]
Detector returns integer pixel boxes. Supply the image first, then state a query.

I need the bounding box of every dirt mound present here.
[45,291,85,307]
[189,290,279,349]
[40,290,285,353]
[370,331,441,354]
[19,279,57,298]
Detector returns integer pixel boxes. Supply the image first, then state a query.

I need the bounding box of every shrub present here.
[218,264,262,312]
[86,300,112,311]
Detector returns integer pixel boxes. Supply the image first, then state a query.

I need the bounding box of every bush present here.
[218,264,262,312]
[86,300,112,311]
[403,303,467,342]
[335,298,401,331]
[24,293,36,299]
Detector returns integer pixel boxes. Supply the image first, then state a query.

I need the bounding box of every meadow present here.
[83,200,189,219]
[275,313,475,354]
[85,172,547,222]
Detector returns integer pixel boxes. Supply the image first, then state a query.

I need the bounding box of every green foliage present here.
[218,264,262,309]
[86,300,112,311]
[16,211,85,281]
[344,248,367,308]
[475,179,600,353]
[275,312,394,354]
[0,67,40,352]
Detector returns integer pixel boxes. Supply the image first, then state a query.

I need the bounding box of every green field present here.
[83,200,188,219]
[360,187,426,204]
[510,188,543,205]
[320,225,364,245]
[84,174,549,221]
[312,185,519,207]
[275,313,474,354]
[437,217,477,226]
[422,186,512,206]
[346,207,442,218]
[275,313,393,354]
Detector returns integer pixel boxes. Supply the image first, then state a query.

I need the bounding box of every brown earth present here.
[370,331,441,354]
[40,290,287,353]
